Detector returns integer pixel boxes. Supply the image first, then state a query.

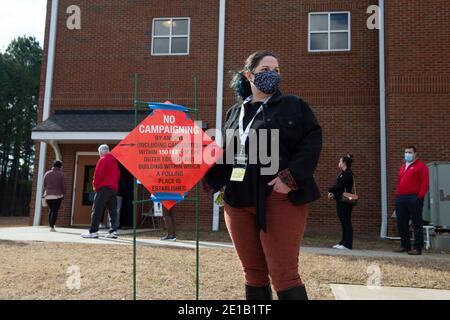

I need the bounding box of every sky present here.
[0,0,47,52]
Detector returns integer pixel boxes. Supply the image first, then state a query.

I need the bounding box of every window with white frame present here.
[152,18,190,55]
[309,12,350,52]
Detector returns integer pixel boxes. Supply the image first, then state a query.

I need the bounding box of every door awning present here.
[31,109,149,143]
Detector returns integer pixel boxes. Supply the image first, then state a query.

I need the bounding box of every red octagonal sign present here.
[111,109,223,209]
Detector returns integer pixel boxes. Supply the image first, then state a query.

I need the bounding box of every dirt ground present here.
[1,240,449,300]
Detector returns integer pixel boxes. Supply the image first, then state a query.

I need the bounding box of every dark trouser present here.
[224,191,308,292]
[163,210,176,236]
[395,195,424,251]
[89,187,117,234]
[116,196,123,228]
[336,200,354,249]
[99,196,122,228]
[47,198,63,228]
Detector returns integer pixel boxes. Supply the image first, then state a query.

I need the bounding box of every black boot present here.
[245,284,273,300]
[277,285,308,300]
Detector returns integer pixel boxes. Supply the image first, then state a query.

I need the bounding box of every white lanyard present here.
[238,96,271,151]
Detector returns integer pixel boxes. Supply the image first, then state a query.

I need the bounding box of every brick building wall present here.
[222,0,381,236]
[385,0,450,235]
[31,0,221,230]
[30,0,450,237]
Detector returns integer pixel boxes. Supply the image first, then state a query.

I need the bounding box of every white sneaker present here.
[105,232,118,239]
[81,232,99,239]
[335,245,349,250]
[332,244,341,249]
[50,227,56,232]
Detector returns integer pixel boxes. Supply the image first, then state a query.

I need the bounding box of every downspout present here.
[379,0,388,238]
[212,0,226,231]
[33,0,59,226]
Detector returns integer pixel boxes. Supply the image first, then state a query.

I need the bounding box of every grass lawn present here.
[133,229,403,252]
[0,240,449,300]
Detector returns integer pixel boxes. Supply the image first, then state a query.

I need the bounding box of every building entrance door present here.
[72,154,98,226]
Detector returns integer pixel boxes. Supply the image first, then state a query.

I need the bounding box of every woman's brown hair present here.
[230,50,279,99]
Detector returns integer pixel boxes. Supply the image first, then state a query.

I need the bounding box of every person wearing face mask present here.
[328,154,355,250]
[394,146,429,255]
[204,50,322,300]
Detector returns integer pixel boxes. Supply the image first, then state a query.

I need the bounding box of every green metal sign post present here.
[131,74,201,300]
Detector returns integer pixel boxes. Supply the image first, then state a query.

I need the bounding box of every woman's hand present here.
[268,177,292,194]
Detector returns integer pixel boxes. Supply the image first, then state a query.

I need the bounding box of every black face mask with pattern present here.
[252,70,280,94]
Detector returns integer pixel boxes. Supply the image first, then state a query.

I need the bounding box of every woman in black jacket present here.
[328,154,355,250]
[204,50,322,300]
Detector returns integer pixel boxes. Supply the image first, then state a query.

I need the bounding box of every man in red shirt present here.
[82,144,120,239]
[394,146,429,255]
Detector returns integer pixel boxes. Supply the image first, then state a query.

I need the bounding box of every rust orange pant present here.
[224,192,308,292]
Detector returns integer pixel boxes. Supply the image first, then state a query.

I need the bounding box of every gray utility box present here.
[422,162,450,228]
[432,234,450,251]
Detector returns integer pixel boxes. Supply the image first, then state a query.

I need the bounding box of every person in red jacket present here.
[394,146,429,255]
[82,144,120,239]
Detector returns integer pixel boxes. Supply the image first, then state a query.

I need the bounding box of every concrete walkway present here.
[0,226,235,249]
[330,284,450,300]
[0,226,449,261]
[301,246,450,261]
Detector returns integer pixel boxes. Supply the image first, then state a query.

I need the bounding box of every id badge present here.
[230,154,248,182]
